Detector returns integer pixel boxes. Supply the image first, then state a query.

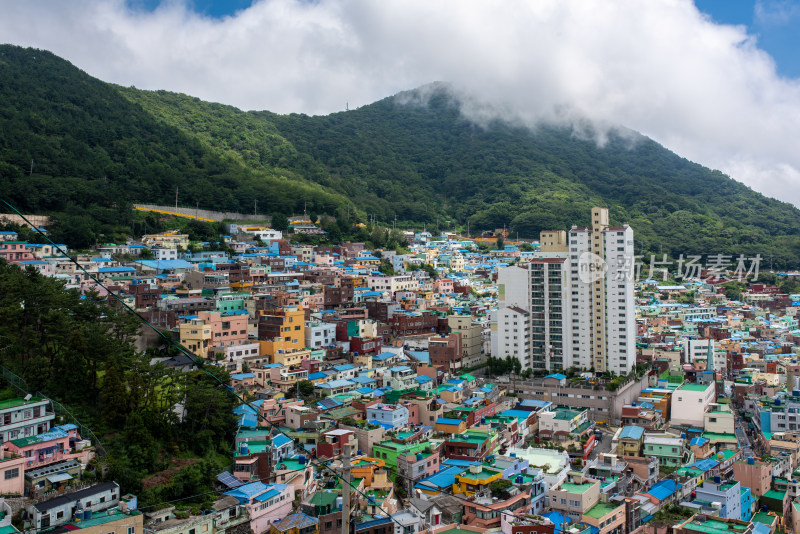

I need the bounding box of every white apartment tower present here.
[568,207,636,374]
[493,207,635,374]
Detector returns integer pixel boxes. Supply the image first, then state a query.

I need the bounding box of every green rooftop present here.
[559,482,595,494]
[236,440,270,456]
[679,383,711,392]
[763,489,786,500]
[554,408,583,420]
[0,397,44,411]
[752,511,777,526]
[583,502,622,519]
[702,432,737,441]
[68,508,141,529]
[310,492,338,506]
[681,517,749,534]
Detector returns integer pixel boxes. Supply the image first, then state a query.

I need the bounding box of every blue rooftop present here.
[545,373,567,380]
[436,418,462,426]
[231,373,255,381]
[138,259,194,270]
[646,479,682,501]
[415,465,466,491]
[225,481,269,502]
[619,426,645,440]
[318,379,356,389]
[688,458,720,472]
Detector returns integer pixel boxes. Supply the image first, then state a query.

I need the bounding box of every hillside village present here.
[3,208,800,534]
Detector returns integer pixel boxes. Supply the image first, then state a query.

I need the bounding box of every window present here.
[128,528,136,534]
[4,468,18,479]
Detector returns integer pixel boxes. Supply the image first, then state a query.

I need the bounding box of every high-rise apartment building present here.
[492,207,635,374]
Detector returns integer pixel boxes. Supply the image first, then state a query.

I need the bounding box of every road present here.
[588,427,616,461]
[735,419,754,459]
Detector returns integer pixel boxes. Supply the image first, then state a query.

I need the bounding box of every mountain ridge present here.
[1,44,799,265]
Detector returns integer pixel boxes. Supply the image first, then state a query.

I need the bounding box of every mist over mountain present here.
[2,45,799,265]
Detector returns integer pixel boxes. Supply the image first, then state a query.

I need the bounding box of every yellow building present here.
[180,318,213,358]
[354,353,373,369]
[258,306,307,363]
[452,465,503,496]
[435,418,467,435]
[141,231,190,249]
[270,349,310,369]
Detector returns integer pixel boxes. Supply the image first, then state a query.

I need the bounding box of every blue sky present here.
[130,0,800,80]
[129,0,255,18]
[696,0,800,78]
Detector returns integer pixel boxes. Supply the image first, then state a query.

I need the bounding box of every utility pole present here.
[341,441,351,534]
[29,159,33,176]
[175,186,179,209]
[254,199,257,217]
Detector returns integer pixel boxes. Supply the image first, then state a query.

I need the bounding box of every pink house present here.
[196,311,249,350]
[5,424,92,470]
[433,278,454,294]
[0,446,26,496]
[259,398,305,427]
[224,482,293,534]
[0,242,35,262]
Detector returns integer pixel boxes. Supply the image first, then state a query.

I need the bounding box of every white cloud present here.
[2,0,800,204]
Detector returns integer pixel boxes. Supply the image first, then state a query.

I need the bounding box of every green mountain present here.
[1,44,799,265]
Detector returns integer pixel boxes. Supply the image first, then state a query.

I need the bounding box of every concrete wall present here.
[134,204,269,223]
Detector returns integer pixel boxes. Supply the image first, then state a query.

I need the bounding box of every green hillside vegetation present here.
[266,85,800,264]
[0,260,237,508]
[1,45,799,265]
[0,45,354,247]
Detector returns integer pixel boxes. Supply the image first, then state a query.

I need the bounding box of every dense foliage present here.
[2,46,800,265]
[0,261,237,507]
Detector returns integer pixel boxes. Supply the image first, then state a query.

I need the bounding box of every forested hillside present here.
[266,85,800,264]
[2,45,800,264]
[0,261,237,507]
[0,45,353,243]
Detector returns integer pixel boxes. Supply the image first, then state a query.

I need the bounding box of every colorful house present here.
[452,464,503,496]
[5,424,89,470]
[225,482,293,534]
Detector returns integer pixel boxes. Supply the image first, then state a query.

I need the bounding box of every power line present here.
[0,199,413,533]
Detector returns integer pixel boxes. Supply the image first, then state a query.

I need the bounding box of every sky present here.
[2,0,800,205]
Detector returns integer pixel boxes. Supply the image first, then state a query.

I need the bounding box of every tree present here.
[298,380,315,397]
[489,479,512,498]
[496,236,505,250]
[271,213,290,232]
[100,357,129,428]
